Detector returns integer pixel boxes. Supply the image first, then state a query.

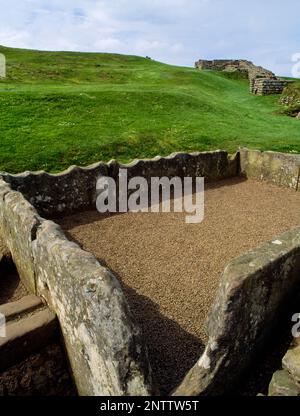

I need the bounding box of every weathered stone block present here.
[32,220,152,396]
[0,178,152,396]
[0,308,57,371]
[0,295,43,322]
[1,151,239,218]
[269,370,300,396]
[173,226,300,396]
[1,149,300,397]
[282,341,300,382]
[240,148,300,190]
[0,180,41,293]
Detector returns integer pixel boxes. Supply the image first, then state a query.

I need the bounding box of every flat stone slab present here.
[0,307,57,371]
[0,295,43,322]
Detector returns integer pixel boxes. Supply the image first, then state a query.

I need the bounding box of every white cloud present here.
[0,29,31,47]
[93,38,123,52]
[0,0,299,75]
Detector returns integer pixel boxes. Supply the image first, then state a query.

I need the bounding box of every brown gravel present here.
[0,343,76,396]
[58,178,300,394]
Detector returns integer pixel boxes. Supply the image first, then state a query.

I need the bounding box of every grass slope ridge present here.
[0,45,299,173]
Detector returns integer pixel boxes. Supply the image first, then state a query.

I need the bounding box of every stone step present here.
[0,305,57,371]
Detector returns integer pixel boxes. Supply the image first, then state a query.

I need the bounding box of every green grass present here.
[0,45,299,173]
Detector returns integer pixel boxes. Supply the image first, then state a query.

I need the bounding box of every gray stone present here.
[195,59,275,80]
[0,307,57,371]
[194,59,291,95]
[0,295,43,322]
[0,181,41,293]
[0,178,152,396]
[173,226,300,396]
[250,78,292,96]
[1,151,239,218]
[269,370,300,396]
[32,220,152,396]
[240,148,300,191]
[1,149,300,397]
[282,340,300,383]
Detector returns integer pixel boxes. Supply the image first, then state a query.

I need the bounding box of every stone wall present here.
[195,58,291,96]
[195,59,276,79]
[268,336,300,396]
[1,151,239,218]
[0,150,239,396]
[172,148,300,395]
[240,148,300,190]
[0,53,5,78]
[280,84,300,106]
[194,59,275,80]
[0,148,300,396]
[0,179,152,396]
[173,226,300,395]
[250,78,291,96]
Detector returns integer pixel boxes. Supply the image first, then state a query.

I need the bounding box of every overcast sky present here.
[0,0,299,76]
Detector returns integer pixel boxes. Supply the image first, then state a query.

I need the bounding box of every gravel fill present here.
[58,178,300,394]
[0,343,76,396]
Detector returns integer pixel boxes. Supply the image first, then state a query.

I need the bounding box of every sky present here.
[0,0,299,76]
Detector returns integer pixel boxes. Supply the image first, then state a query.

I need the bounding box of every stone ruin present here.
[0,53,5,78]
[195,59,275,79]
[250,77,292,96]
[0,149,300,396]
[195,59,292,96]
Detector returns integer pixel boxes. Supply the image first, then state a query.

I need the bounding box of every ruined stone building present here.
[195,59,291,95]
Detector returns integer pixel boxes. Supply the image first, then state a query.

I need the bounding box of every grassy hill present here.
[0,45,299,173]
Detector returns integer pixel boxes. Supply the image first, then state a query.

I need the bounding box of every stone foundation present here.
[195,58,292,96]
[250,78,291,96]
[0,180,152,396]
[194,59,275,80]
[0,149,299,396]
[1,151,239,218]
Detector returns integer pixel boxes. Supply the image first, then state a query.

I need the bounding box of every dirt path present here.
[58,178,300,394]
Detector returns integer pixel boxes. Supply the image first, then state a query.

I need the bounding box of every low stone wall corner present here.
[1,150,240,218]
[32,219,152,396]
[173,226,300,396]
[0,178,152,396]
[239,148,300,190]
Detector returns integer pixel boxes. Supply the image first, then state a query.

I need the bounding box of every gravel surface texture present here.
[0,343,76,396]
[58,178,300,394]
